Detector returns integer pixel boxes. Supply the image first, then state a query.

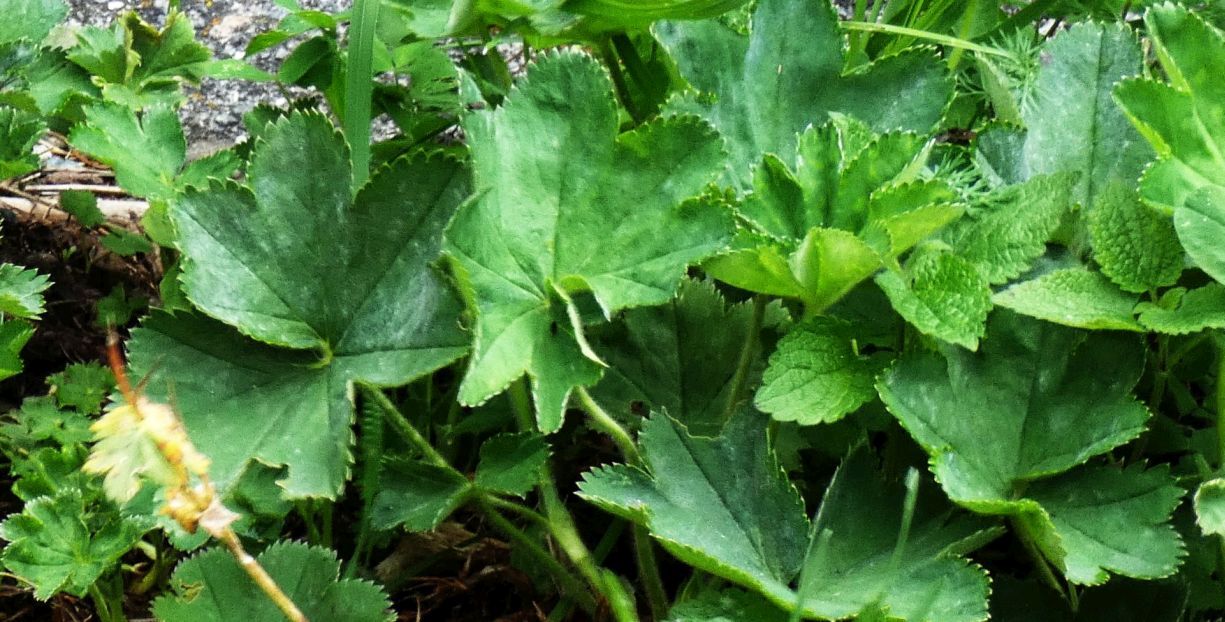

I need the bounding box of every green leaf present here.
[754,318,876,425]
[0,396,93,453]
[443,53,730,431]
[1195,478,1225,537]
[1114,6,1225,283]
[993,267,1143,331]
[876,251,992,350]
[0,263,51,319]
[1088,184,1183,293]
[797,450,992,622]
[0,488,147,599]
[68,25,137,85]
[0,0,66,45]
[59,190,105,228]
[656,0,952,189]
[666,588,788,622]
[125,11,210,85]
[153,541,394,622]
[591,279,783,435]
[1022,21,1147,208]
[1138,285,1225,335]
[0,319,33,382]
[94,284,145,328]
[946,173,1074,285]
[578,412,809,606]
[0,105,44,181]
[878,311,1149,511]
[99,228,153,256]
[69,103,186,200]
[171,111,468,395]
[475,432,548,497]
[369,459,471,531]
[1023,465,1185,585]
[46,363,114,415]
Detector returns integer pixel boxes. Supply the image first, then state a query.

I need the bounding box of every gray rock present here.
[67,0,347,148]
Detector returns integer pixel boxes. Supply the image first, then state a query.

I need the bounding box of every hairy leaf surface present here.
[443,52,730,431]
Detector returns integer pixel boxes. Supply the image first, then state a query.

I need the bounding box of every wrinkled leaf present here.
[993,267,1143,331]
[754,318,876,425]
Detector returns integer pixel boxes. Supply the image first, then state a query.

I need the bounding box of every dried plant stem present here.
[214,528,308,622]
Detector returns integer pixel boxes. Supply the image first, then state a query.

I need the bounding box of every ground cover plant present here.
[0,0,1224,619]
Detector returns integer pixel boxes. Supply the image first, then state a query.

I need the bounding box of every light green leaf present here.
[876,251,991,350]
[946,173,1074,285]
[1114,5,1225,283]
[0,263,51,319]
[1138,285,1225,335]
[0,488,147,599]
[790,227,885,312]
[67,25,136,85]
[100,229,153,257]
[1024,465,1185,585]
[797,450,992,622]
[443,53,730,432]
[878,311,1149,511]
[369,459,471,531]
[69,104,186,200]
[656,0,952,189]
[1089,184,1183,293]
[754,318,876,425]
[0,0,66,44]
[578,412,809,606]
[153,541,394,622]
[0,396,93,452]
[1022,21,1147,208]
[993,267,1143,331]
[475,432,549,497]
[592,279,785,435]
[1194,478,1225,537]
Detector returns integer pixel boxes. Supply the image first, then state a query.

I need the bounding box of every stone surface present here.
[66,0,347,151]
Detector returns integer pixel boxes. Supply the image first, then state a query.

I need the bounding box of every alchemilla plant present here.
[0,0,1223,619]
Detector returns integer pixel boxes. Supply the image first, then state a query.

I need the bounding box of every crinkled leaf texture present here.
[1114,5,1225,283]
[656,0,952,189]
[754,317,877,425]
[0,488,147,599]
[876,250,991,350]
[1088,183,1183,293]
[129,112,470,497]
[880,312,1184,584]
[153,541,394,622]
[592,279,785,435]
[578,414,992,620]
[443,52,731,432]
[993,267,1143,331]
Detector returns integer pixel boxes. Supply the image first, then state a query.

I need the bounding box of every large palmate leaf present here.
[579,415,992,620]
[578,412,809,606]
[879,311,1184,584]
[591,279,785,435]
[797,450,992,622]
[1114,5,1225,282]
[129,113,469,497]
[1022,22,1147,209]
[0,488,147,599]
[656,0,952,189]
[443,52,730,432]
[878,311,1148,509]
[153,541,393,622]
